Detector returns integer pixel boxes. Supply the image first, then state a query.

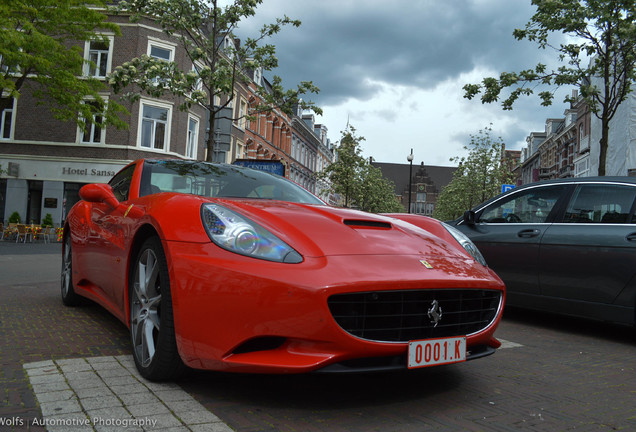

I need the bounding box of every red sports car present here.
[62,159,505,381]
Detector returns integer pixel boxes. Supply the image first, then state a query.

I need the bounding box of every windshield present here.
[139,160,325,205]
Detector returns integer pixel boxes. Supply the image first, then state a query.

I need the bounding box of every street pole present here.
[407,149,413,213]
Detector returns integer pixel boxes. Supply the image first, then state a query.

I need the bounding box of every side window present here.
[563,184,636,224]
[480,185,567,224]
[109,165,136,202]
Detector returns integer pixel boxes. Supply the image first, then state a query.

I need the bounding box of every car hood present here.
[216,199,468,260]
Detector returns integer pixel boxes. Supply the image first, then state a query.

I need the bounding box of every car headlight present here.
[201,203,303,263]
[441,222,488,267]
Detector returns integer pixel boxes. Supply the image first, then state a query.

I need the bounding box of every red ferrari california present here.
[62,159,505,381]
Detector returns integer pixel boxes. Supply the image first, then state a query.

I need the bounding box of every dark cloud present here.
[235,0,555,106]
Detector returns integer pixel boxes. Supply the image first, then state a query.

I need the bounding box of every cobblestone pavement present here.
[23,356,230,432]
[179,315,635,432]
[1,242,635,431]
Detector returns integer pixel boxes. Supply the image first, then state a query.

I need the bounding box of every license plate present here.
[408,336,466,369]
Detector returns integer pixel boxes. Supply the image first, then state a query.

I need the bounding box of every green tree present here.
[318,126,403,213]
[358,163,404,213]
[0,0,126,129]
[434,127,515,221]
[109,0,321,162]
[463,0,636,176]
[318,126,366,207]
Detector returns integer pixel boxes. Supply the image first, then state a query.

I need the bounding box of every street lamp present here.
[407,149,414,213]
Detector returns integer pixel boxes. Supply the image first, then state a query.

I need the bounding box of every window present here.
[139,160,323,204]
[236,140,245,159]
[0,53,20,75]
[191,62,204,92]
[236,98,247,129]
[575,156,589,177]
[480,185,567,224]
[0,97,15,140]
[186,116,199,159]
[147,39,175,85]
[222,36,236,59]
[84,37,113,78]
[253,67,262,85]
[109,165,136,202]
[414,192,427,214]
[563,184,636,224]
[0,54,10,74]
[139,102,171,151]
[79,100,104,144]
[148,41,174,61]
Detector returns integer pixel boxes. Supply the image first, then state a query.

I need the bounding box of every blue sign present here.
[233,160,285,177]
[501,184,515,194]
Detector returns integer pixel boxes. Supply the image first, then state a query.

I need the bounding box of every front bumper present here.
[164,241,505,374]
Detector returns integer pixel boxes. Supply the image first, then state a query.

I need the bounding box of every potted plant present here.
[42,213,54,228]
[9,211,21,224]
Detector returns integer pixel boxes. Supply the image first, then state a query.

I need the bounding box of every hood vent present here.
[344,219,392,229]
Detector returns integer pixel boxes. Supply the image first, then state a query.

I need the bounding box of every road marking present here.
[23,355,232,431]
[498,338,524,349]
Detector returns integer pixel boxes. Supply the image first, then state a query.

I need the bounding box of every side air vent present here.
[343,220,392,229]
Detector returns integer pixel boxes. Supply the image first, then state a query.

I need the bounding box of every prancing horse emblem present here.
[427,300,443,327]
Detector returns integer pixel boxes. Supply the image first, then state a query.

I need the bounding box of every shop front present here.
[0,156,127,226]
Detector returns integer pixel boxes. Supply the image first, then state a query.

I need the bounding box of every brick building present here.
[372,161,456,214]
[0,10,334,225]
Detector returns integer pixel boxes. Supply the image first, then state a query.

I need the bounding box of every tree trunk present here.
[205,108,216,162]
[598,114,610,176]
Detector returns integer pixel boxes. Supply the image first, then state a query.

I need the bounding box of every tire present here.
[129,236,185,381]
[61,234,81,306]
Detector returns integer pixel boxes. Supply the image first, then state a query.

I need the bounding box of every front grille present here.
[328,289,501,342]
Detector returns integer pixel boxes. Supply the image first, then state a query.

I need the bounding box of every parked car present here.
[449,177,636,326]
[62,159,505,381]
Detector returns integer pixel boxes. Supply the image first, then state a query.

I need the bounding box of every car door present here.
[457,184,570,300]
[86,164,136,309]
[539,182,636,308]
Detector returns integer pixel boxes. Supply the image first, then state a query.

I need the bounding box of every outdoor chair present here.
[15,224,32,243]
[35,226,53,243]
[3,223,18,241]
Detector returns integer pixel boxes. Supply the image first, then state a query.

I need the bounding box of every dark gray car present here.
[449,177,636,326]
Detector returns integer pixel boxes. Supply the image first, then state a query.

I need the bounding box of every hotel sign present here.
[61,167,118,177]
[0,157,125,182]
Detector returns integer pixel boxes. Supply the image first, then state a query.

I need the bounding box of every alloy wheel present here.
[131,249,162,368]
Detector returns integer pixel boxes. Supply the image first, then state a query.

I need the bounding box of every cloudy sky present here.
[231,0,575,167]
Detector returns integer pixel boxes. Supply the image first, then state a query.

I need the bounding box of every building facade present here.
[0,11,334,225]
[518,86,636,183]
[1,13,209,225]
[372,162,456,214]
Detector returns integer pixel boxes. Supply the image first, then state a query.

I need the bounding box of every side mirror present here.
[79,183,119,209]
[463,210,476,226]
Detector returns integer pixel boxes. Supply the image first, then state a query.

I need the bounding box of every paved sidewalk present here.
[1,243,235,432]
[22,356,231,432]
